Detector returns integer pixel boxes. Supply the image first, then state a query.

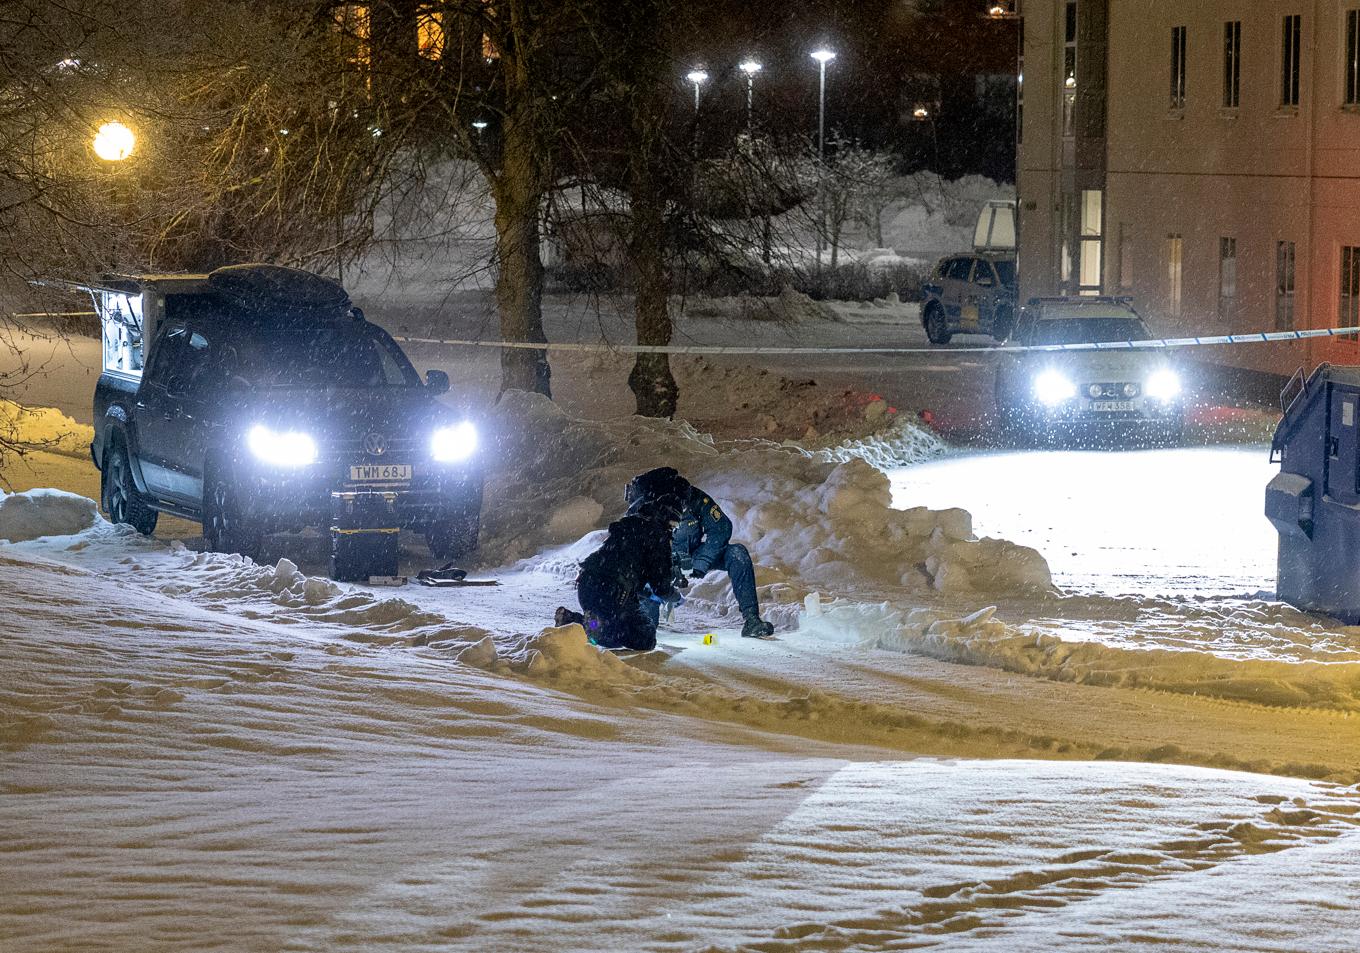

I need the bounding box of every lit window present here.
[332,3,370,70]
[1277,240,1297,330]
[1167,234,1183,319]
[1079,190,1103,295]
[1342,247,1360,338]
[418,6,446,60]
[1218,238,1237,322]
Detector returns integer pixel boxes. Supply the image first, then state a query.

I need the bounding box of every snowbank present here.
[486,393,1050,601]
[0,401,94,458]
[0,488,99,542]
[799,593,1360,713]
[680,284,840,323]
[882,173,1015,260]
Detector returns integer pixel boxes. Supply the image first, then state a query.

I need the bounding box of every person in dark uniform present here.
[624,467,775,639]
[554,495,685,651]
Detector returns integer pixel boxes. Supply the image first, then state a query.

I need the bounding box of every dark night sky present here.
[674,0,1018,179]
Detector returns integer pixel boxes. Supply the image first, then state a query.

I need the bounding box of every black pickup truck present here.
[90,264,482,561]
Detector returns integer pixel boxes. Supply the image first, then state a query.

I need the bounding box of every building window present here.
[331,3,371,71]
[417,6,446,60]
[1063,1,1077,136]
[1079,190,1103,295]
[1017,15,1025,144]
[1343,247,1360,336]
[1277,240,1297,330]
[1117,223,1133,290]
[1170,26,1187,111]
[1281,14,1302,108]
[1223,21,1242,108]
[1167,234,1183,318]
[1346,9,1360,107]
[1218,238,1237,322]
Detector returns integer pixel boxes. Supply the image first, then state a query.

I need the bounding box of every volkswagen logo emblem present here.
[362,432,388,456]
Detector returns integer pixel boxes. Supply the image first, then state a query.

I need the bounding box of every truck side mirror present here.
[425,369,450,395]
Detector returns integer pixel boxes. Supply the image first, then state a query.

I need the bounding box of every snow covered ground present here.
[9,283,1360,949]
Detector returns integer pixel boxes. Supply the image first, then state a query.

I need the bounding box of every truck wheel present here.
[426,512,480,561]
[203,475,263,561]
[102,440,158,535]
[924,304,952,345]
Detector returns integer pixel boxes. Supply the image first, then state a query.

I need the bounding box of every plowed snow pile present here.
[0,401,93,457]
[481,392,1049,599]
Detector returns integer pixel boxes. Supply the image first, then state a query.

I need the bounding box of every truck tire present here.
[924,304,952,345]
[425,511,480,561]
[102,439,159,535]
[203,474,263,561]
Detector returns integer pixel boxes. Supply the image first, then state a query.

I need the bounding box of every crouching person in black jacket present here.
[554,495,684,651]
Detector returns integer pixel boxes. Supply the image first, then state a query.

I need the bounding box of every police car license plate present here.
[1091,400,1134,412]
[349,464,412,482]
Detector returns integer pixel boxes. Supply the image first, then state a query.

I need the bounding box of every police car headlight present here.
[247,425,317,467]
[1145,369,1182,402]
[1033,370,1076,406]
[431,422,478,462]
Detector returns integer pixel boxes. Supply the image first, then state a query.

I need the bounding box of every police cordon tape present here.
[395,324,1360,356]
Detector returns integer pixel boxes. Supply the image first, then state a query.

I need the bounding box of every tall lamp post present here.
[810,48,836,275]
[686,68,709,114]
[739,59,762,136]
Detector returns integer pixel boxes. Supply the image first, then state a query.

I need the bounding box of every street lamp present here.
[810,48,836,274]
[92,121,135,161]
[472,119,488,135]
[686,68,709,113]
[739,59,762,134]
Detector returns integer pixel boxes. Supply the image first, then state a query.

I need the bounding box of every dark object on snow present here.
[626,470,774,637]
[1268,364,1360,622]
[418,564,468,583]
[414,564,499,587]
[573,508,678,651]
[330,492,400,582]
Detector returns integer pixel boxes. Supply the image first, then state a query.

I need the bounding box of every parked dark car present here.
[920,253,1017,344]
[90,264,482,561]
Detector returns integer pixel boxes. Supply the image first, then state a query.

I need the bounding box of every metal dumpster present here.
[1268,363,1360,622]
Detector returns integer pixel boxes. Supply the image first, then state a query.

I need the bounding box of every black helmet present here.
[625,467,691,507]
[635,493,685,525]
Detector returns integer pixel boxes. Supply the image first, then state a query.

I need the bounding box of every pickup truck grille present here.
[329,435,424,460]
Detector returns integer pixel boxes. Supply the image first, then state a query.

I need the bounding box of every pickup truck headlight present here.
[1145,369,1182,402]
[1033,369,1076,406]
[247,425,317,467]
[431,422,478,462]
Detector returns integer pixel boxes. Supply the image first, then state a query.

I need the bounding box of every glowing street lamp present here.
[912,104,931,120]
[810,48,836,274]
[686,68,709,113]
[472,119,488,135]
[92,121,135,161]
[739,58,762,133]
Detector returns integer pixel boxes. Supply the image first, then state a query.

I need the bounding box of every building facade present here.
[1019,0,1360,376]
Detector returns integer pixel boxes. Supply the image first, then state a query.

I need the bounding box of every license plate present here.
[349,464,412,482]
[1091,400,1135,412]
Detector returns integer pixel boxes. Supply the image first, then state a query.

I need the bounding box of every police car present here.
[994,297,1185,440]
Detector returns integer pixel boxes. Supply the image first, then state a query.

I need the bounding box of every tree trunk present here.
[629,187,677,418]
[492,111,551,399]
